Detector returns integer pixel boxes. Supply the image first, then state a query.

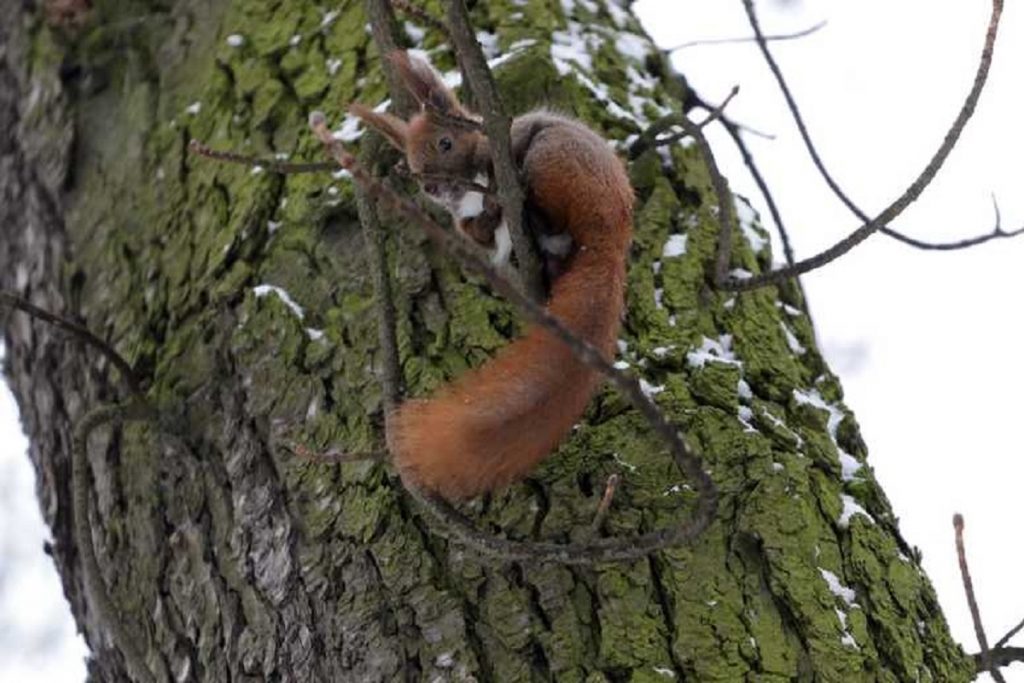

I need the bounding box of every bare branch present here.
[390,0,449,37]
[188,140,338,174]
[443,0,545,302]
[666,19,827,52]
[738,0,1017,264]
[0,290,141,394]
[977,647,1024,672]
[306,116,717,563]
[995,616,1024,651]
[954,513,1006,683]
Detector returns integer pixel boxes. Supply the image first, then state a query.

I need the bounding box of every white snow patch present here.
[253,285,305,319]
[613,360,630,370]
[476,31,499,58]
[251,165,265,176]
[616,339,629,354]
[306,328,325,342]
[404,23,426,44]
[225,34,245,47]
[652,667,676,678]
[289,34,302,46]
[640,379,665,398]
[838,494,874,528]
[686,335,741,368]
[729,268,753,280]
[652,346,674,358]
[736,198,767,252]
[320,9,340,28]
[738,406,758,433]
[326,57,343,76]
[662,234,688,258]
[616,32,651,62]
[185,101,202,115]
[793,388,861,480]
[737,379,753,401]
[819,568,857,606]
[653,288,664,309]
[267,220,281,234]
[782,322,806,355]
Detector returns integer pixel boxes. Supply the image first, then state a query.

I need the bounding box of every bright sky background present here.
[1,1,1021,680]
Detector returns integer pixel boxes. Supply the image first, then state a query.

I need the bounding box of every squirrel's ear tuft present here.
[348,103,409,152]
[387,50,463,116]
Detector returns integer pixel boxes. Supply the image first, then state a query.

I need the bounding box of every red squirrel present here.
[350,51,633,500]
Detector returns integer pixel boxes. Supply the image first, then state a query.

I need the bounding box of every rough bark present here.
[0,0,973,681]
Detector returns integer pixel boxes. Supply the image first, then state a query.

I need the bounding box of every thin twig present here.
[444,0,545,302]
[188,140,338,174]
[665,19,827,52]
[289,441,386,464]
[0,290,141,393]
[590,473,621,533]
[668,114,736,286]
[306,116,717,563]
[954,513,1006,683]
[995,616,1024,651]
[630,85,738,158]
[738,0,1016,264]
[390,0,449,37]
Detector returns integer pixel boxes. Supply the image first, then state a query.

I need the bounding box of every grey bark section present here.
[0,0,974,681]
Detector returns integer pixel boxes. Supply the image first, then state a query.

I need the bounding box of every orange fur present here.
[352,51,634,500]
[388,118,634,499]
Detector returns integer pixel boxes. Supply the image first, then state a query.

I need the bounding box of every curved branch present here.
[307,117,718,564]
[738,0,1014,264]
[0,291,141,393]
[718,0,1004,292]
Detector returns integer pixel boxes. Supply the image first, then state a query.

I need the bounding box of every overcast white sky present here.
[1,1,1021,680]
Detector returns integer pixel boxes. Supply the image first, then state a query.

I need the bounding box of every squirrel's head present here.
[349,51,487,213]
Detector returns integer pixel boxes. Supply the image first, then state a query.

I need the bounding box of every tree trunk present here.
[0,0,973,680]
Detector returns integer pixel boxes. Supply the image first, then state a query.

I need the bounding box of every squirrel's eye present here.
[438,137,453,153]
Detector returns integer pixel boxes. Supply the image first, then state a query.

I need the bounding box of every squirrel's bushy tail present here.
[388,243,626,500]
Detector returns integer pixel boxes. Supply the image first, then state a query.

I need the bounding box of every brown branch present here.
[665,19,828,52]
[954,513,1006,683]
[306,116,717,563]
[0,290,142,394]
[976,647,1024,672]
[590,473,621,533]
[738,0,1017,263]
[188,140,338,174]
[390,0,449,37]
[995,616,1024,650]
[443,0,545,302]
[721,115,796,267]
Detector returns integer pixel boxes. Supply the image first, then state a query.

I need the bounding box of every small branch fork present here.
[953,513,1021,681]
[707,0,1011,293]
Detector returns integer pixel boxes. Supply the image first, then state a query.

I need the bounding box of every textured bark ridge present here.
[0,0,973,680]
